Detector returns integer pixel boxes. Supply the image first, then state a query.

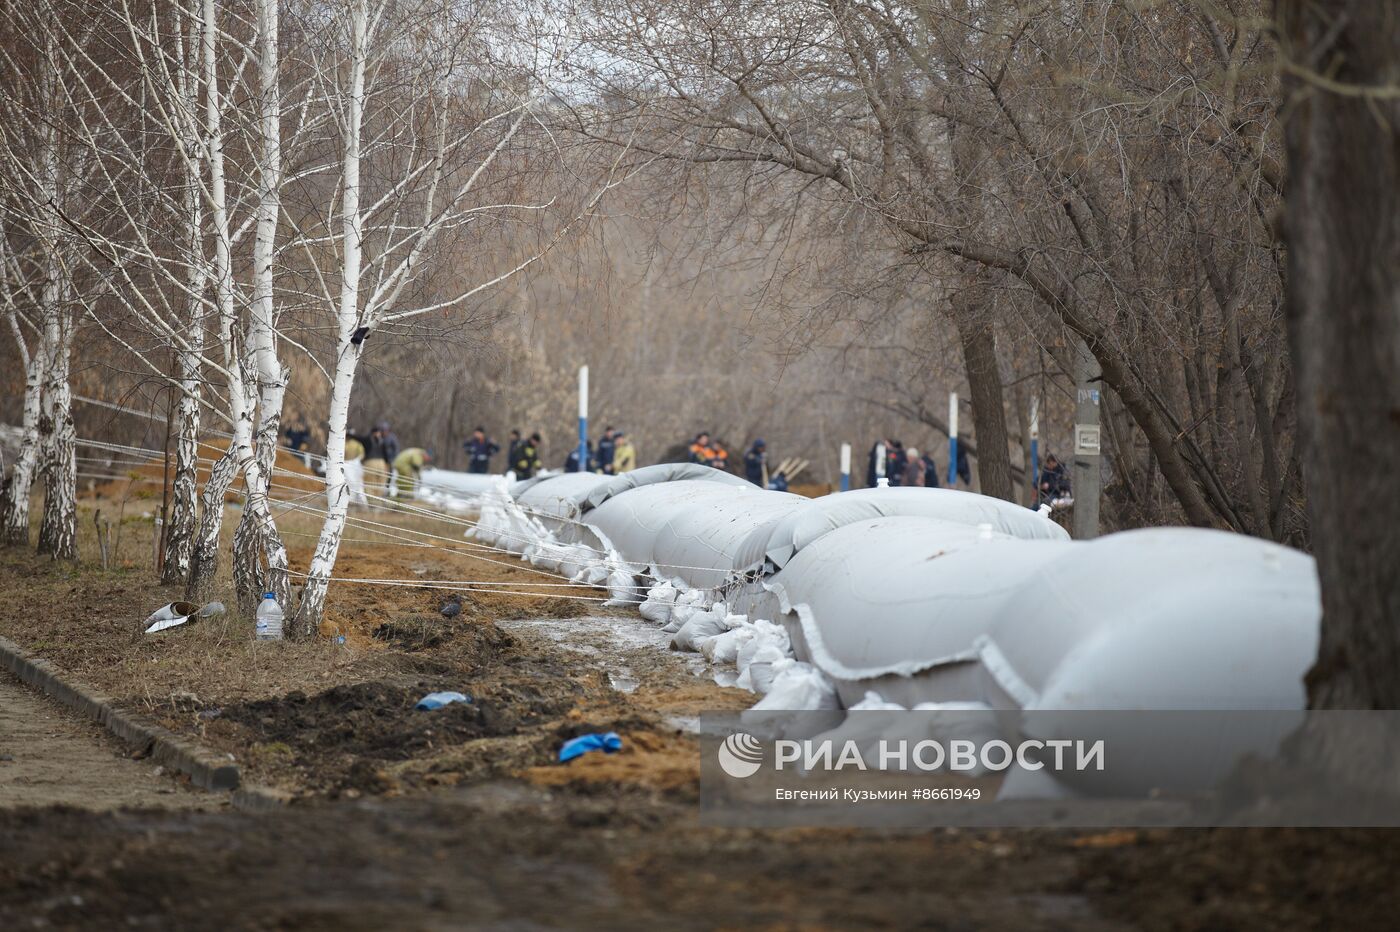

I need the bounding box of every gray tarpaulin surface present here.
[649,492,808,589]
[502,473,1321,724]
[578,463,752,512]
[768,523,1318,713]
[732,486,1069,574]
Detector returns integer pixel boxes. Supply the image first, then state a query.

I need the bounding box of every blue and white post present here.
[1029,396,1040,504]
[839,442,851,492]
[577,364,589,473]
[874,441,888,488]
[947,392,959,486]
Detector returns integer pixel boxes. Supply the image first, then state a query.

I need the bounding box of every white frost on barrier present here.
[752,658,839,711]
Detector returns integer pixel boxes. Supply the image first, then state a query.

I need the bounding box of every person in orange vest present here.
[689,432,729,470]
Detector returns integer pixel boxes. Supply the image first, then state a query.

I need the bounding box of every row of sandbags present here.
[467,465,1322,796]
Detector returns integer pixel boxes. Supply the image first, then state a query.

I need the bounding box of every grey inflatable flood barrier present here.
[499,473,1323,797]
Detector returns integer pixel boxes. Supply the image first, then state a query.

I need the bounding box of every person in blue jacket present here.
[744,439,768,486]
[596,426,618,475]
[565,440,596,473]
[921,451,941,488]
[463,426,499,474]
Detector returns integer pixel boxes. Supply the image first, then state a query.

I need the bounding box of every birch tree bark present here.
[35,306,76,560]
[231,0,290,616]
[288,0,369,637]
[162,6,208,585]
[1,298,51,546]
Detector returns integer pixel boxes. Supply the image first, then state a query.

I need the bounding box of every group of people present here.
[689,433,788,490]
[866,437,964,489]
[863,434,1073,508]
[564,427,637,475]
[464,427,547,479]
[463,425,640,477]
[289,419,434,506]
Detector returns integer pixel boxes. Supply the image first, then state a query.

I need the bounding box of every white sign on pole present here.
[1074,424,1101,456]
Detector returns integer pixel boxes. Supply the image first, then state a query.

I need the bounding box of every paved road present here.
[0,671,216,810]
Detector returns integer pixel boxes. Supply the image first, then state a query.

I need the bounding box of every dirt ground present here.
[3,495,1400,929]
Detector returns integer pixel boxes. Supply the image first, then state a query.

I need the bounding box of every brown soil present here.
[4,495,1400,928]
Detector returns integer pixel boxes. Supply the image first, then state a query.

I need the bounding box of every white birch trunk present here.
[292,0,368,636]
[186,447,237,601]
[163,9,207,585]
[31,32,75,561]
[198,0,287,616]
[2,310,51,545]
[232,0,290,615]
[36,310,76,560]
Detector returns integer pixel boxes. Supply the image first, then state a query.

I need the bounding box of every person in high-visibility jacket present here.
[612,431,637,473]
[513,432,543,478]
[392,447,431,498]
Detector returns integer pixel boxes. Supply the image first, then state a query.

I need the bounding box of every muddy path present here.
[5,785,1399,930]
[0,671,215,811]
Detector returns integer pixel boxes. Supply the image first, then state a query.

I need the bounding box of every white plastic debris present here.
[143,601,199,634]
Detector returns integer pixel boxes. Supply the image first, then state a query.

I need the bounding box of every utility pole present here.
[577,365,589,473]
[946,392,959,486]
[1072,341,1102,538]
[1028,396,1040,507]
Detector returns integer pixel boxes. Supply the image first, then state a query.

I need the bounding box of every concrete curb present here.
[0,633,285,808]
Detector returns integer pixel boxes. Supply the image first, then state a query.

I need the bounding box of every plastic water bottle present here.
[255,592,284,641]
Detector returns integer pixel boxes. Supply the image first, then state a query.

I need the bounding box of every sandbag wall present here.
[468,466,1323,797]
[473,466,1321,718]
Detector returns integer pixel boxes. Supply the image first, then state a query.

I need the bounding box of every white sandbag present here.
[662,589,706,633]
[741,643,790,693]
[736,621,791,671]
[811,700,1001,775]
[604,565,644,605]
[638,581,678,624]
[700,620,755,664]
[752,659,839,711]
[557,545,594,583]
[670,604,731,652]
[669,607,733,649]
[848,690,908,711]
